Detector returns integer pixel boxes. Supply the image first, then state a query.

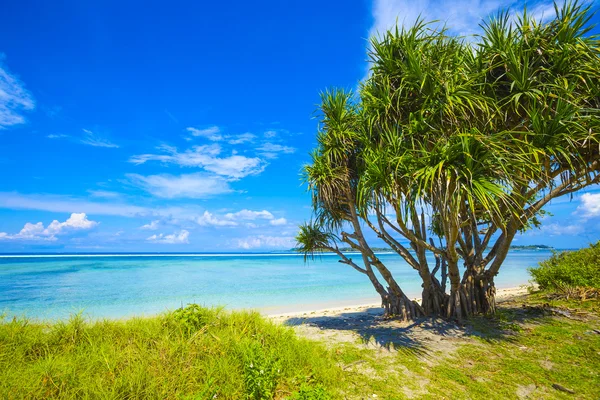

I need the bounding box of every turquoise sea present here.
[0,251,553,320]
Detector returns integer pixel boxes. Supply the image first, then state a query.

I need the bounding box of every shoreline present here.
[266,285,531,322]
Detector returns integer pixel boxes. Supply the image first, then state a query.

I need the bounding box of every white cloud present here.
[236,235,295,250]
[140,220,161,230]
[577,193,600,218]
[130,144,265,180]
[228,133,256,144]
[257,143,296,154]
[264,130,277,138]
[0,192,152,217]
[536,223,583,237]
[147,230,190,244]
[369,0,557,41]
[47,134,68,139]
[270,217,287,226]
[88,190,122,199]
[0,213,98,241]
[0,56,35,129]
[81,129,119,148]
[186,126,222,141]
[127,173,233,199]
[196,211,238,226]
[224,209,274,221]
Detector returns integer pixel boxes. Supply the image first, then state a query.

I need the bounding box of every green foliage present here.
[169,303,217,334]
[298,1,600,308]
[529,241,600,290]
[243,342,281,399]
[290,384,332,400]
[0,306,340,399]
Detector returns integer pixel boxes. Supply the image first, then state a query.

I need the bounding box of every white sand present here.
[266,285,531,323]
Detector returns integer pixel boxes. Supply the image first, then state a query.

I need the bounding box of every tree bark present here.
[380,289,424,321]
[446,267,497,318]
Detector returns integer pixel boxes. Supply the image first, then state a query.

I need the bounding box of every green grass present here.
[2,296,600,399]
[0,306,340,399]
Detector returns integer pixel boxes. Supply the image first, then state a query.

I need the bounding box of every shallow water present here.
[0,251,552,320]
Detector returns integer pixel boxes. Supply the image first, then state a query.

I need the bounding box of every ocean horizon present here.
[1,250,554,320]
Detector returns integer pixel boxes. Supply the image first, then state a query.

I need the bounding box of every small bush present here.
[168,303,217,335]
[529,241,600,290]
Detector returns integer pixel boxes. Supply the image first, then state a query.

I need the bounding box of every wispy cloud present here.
[186,126,222,141]
[0,213,98,241]
[227,132,256,145]
[257,142,296,159]
[127,172,234,199]
[88,190,122,199]
[369,0,558,41]
[224,209,274,220]
[47,134,69,139]
[130,144,265,180]
[81,129,120,148]
[0,192,151,217]
[0,56,35,129]
[236,235,295,249]
[147,230,190,244]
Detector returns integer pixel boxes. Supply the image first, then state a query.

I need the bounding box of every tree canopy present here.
[297,1,600,320]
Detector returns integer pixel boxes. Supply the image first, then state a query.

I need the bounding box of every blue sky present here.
[0,0,599,252]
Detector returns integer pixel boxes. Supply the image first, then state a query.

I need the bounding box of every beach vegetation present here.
[1,294,599,398]
[0,305,339,399]
[529,241,600,300]
[297,0,600,320]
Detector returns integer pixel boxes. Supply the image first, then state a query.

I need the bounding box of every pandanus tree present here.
[297,1,600,320]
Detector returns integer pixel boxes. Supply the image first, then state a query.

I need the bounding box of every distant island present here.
[292,245,554,253]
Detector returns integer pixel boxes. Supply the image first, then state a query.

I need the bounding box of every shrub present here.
[529,242,600,290]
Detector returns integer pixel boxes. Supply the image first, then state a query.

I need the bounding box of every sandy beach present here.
[266,286,533,353]
[266,285,530,323]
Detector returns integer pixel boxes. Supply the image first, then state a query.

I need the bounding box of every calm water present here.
[0,251,552,320]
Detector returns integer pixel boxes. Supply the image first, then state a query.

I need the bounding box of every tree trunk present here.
[421,279,449,316]
[446,269,496,319]
[381,289,425,321]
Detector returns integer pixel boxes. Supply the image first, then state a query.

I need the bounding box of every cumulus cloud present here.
[577,193,600,218]
[147,230,190,244]
[130,144,265,180]
[140,220,161,230]
[127,172,233,199]
[0,56,35,129]
[80,129,119,148]
[269,217,287,226]
[195,209,282,227]
[236,235,295,250]
[196,211,238,226]
[186,126,223,141]
[0,213,98,241]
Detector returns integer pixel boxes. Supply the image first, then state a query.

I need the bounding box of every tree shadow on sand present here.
[283,297,553,356]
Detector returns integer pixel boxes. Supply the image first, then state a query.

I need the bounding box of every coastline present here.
[266,285,530,323]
